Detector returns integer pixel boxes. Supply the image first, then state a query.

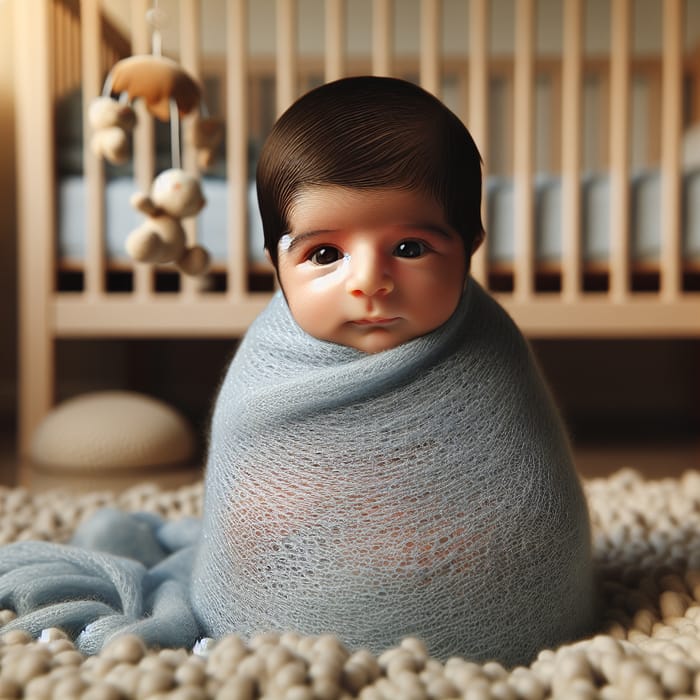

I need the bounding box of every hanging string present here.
[170,100,182,170]
[146,0,165,57]
[145,0,181,169]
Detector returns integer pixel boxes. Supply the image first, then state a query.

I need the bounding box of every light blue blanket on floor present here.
[0,509,203,654]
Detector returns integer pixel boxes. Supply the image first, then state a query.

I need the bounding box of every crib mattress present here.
[57,170,700,266]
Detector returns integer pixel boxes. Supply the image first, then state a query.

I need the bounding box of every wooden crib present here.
[13,0,700,458]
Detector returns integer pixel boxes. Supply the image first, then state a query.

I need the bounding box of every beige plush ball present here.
[150,169,206,218]
[30,392,197,486]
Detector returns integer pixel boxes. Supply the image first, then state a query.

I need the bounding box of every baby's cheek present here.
[292,300,343,344]
[307,258,351,294]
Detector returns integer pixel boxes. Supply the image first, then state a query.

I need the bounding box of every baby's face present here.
[275,186,467,353]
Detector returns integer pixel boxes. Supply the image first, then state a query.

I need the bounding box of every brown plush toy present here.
[126,168,210,276]
[89,55,224,167]
[189,116,226,170]
[109,55,202,122]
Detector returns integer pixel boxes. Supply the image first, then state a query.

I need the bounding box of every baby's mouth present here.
[352,317,400,326]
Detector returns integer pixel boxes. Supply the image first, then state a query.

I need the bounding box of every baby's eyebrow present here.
[281,229,339,253]
[280,222,453,254]
[401,222,457,239]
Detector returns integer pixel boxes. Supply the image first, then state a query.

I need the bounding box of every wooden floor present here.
[0,424,698,490]
[573,439,700,479]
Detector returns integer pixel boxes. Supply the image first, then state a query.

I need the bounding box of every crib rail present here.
[22,0,700,326]
[14,0,700,455]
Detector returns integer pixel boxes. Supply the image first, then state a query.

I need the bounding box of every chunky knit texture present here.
[191,280,596,665]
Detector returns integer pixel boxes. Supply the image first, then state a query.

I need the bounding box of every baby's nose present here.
[345,249,394,298]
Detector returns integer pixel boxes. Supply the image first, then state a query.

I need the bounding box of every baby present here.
[257,75,484,354]
[191,76,596,665]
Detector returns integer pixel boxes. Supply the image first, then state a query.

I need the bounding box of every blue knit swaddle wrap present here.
[0,509,201,654]
[191,279,596,665]
[0,280,595,662]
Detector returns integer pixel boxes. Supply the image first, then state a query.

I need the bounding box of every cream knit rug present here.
[0,469,699,699]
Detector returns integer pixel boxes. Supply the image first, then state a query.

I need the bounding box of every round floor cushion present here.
[30,392,197,488]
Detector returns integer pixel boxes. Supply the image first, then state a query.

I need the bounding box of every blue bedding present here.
[57,169,700,266]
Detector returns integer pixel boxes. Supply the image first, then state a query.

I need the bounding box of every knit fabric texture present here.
[191,279,596,666]
[0,508,201,654]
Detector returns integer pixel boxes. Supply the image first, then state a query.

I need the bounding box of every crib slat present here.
[179,6,200,171]
[54,1,66,97]
[227,0,250,300]
[561,0,583,300]
[180,0,202,299]
[72,7,81,93]
[372,0,393,77]
[420,0,440,96]
[609,0,631,302]
[81,0,106,298]
[325,0,345,82]
[513,0,535,301]
[694,45,700,123]
[65,0,78,92]
[647,68,662,166]
[15,0,56,456]
[276,0,297,116]
[468,0,489,287]
[56,1,65,95]
[660,0,683,301]
[131,0,156,298]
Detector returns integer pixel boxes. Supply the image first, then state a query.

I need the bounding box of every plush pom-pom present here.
[88,97,136,131]
[90,128,130,165]
[178,246,210,276]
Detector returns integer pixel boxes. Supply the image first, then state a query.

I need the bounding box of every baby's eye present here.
[308,246,342,265]
[394,240,426,258]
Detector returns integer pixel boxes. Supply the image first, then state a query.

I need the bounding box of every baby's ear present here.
[264,248,273,266]
[471,230,485,255]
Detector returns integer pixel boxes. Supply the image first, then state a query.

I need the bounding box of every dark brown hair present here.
[256,76,484,266]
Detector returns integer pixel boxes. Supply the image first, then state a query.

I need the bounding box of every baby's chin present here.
[322,325,431,354]
[346,335,405,354]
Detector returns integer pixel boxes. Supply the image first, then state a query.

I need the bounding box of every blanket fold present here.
[191,280,596,665]
[0,510,201,654]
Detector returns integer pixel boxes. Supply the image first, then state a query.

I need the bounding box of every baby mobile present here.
[88,1,224,276]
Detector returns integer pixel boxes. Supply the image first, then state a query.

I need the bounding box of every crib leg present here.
[14,0,56,481]
[17,335,55,485]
